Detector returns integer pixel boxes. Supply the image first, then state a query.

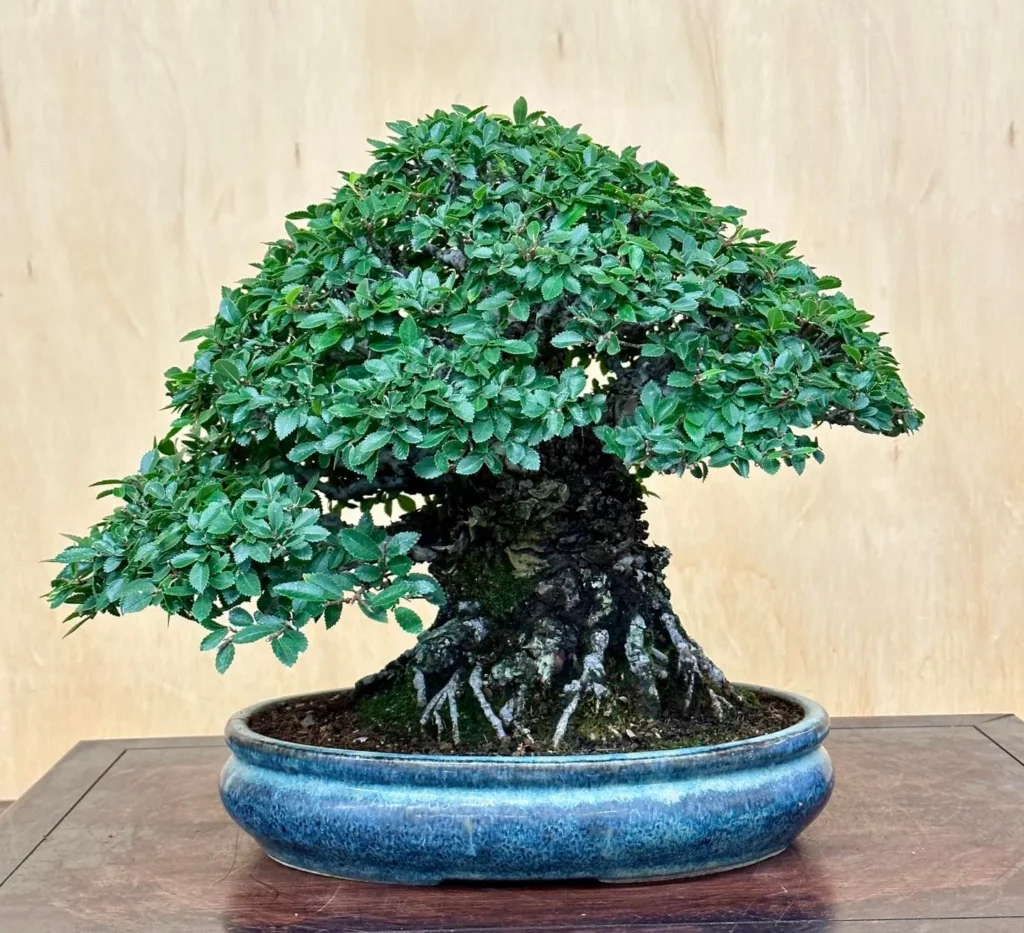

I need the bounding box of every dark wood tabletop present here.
[1,714,1023,932]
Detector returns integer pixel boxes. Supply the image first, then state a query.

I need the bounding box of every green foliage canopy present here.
[49,100,921,671]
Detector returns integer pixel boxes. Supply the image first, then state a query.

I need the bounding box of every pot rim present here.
[225,682,828,773]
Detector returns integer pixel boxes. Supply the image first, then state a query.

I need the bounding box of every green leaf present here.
[229,607,254,627]
[774,348,798,374]
[274,580,327,601]
[683,417,706,445]
[450,398,476,422]
[235,571,262,598]
[541,274,564,301]
[387,555,414,576]
[398,425,424,444]
[640,381,661,417]
[180,326,214,343]
[369,581,413,610]
[212,359,241,385]
[218,296,240,324]
[233,622,283,644]
[551,331,586,348]
[519,448,541,471]
[281,261,309,283]
[172,548,201,573]
[413,458,445,479]
[272,628,309,667]
[200,628,227,651]
[471,419,494,443]
[306,572,356,599]
[723,401,742,426]
[55,546,97,563]
[192,592,213,622]
[339,528,381,562]
[481,121,500,146]
[510,147,533,166]
[210,570,236,590]
[296,311,337,329]
[215,642,235,674]
[274,409,301,440]
[386,531,420,556]
[119,580,156,614]
[311,328,343,351]
[476,292,511,311]
[450,314,485,335]
[287,441,320,463]
[352,429,392,462]
[321,432,348,453]
[206,509,234,536]
[456,451,486,475]
[133,542,161,565]
[189,562,210,595]
[394,606,424,635]
[247,541,273,563]
[197,501,225,531]
[723,422,743,446]
[765,306,786,331]
[399,315,420,345]
[513,96,528,124]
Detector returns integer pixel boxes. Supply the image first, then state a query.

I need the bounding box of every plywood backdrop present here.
[0,0,1021,799]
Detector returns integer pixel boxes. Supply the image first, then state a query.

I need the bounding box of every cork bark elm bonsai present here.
[49,100,920,758]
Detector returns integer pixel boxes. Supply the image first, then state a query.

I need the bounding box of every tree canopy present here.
[49,99,921,672]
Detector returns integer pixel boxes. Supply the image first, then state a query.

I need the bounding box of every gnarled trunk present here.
[355,432,738,751]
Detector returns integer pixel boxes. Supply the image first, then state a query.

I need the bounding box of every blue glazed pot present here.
[220,684,833,884]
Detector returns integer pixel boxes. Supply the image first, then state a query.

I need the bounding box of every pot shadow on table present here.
[220,842,836,933]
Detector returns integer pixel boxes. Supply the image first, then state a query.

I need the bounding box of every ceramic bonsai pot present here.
[219,684,833,885]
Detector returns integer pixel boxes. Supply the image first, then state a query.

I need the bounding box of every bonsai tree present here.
[49,100,920,751]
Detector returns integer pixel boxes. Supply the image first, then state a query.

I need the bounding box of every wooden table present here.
[1,714,1023,932]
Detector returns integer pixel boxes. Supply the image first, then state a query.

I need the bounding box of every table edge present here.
[0,742,125,886]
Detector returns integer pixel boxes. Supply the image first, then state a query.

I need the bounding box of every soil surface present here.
[248,688,804,756]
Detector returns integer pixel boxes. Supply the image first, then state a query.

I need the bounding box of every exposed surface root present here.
[624,614,659,714]
[470,664,507,740]
[359,548,740,751]
[420,670,460,739]
[350,433,743,752]
[553,627,608,749]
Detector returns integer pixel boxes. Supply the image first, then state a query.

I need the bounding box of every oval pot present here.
[220,683,833,885]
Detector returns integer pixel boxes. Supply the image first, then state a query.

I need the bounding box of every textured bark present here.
[354,432,738,750]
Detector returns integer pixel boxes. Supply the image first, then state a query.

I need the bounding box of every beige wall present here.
[0,0,1021,799]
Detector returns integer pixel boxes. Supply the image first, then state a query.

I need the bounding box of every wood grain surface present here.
[1,0,1022,799]
[2,717,1024,931]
